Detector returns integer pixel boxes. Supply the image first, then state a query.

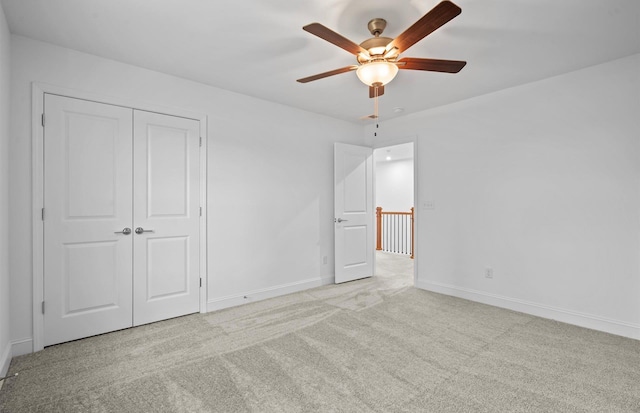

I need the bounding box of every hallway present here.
[374,250,413,287]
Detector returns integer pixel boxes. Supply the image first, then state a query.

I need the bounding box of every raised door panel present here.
[146,236,189,300]
[63,241,120,314]
[342,152,368,214]
[342,226,368,268]
[65,114,119,218]
[147,124,189,217]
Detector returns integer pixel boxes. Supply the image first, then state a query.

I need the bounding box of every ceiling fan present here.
[297,0,466,99]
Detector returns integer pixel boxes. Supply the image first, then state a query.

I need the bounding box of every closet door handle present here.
[135,227,155,235]
[115,228,132,235]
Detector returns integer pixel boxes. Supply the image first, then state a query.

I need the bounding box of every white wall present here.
[371,54,640,339]
[9,35,367,354]
[375,158,414,212]
[0,3,12,375]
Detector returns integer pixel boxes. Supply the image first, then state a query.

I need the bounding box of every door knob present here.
[135,227,155,234]
[115,228,132,235]
[336,218,348,223]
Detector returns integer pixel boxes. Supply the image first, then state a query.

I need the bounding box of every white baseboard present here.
[10,338,33,358]
[207,276,334,312]
[416,280,640,340]
[0,341,11,377]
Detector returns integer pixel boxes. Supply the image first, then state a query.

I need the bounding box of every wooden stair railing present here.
[376,207,414,259]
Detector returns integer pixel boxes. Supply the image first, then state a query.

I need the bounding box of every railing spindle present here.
[410,207,414,259]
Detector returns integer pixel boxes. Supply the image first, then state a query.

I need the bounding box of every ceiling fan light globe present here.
[356,61,399,86]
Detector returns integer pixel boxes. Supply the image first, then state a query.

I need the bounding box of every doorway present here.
[373,142,415,286]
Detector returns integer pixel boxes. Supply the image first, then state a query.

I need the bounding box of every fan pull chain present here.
[374,85,379,137]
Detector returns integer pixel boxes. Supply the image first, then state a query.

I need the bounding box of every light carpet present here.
[1,252,639,412]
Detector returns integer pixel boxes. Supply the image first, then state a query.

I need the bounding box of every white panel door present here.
[43,94,134,346]
[334,143,374,283]
[132,110,201,326]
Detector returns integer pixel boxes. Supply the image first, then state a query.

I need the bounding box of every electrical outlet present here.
[322,256,328,265]
[485,268,494,279]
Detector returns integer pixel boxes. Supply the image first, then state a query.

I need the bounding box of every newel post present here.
[410,207,415,259]
[376,207,382,251]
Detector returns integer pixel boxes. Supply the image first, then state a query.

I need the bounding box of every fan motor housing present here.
[358,37,393,63]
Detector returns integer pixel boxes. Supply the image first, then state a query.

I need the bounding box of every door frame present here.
[372,135,418,286]
[31,82,209,352]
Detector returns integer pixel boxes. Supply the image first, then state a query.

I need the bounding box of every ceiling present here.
[2,0,639,123]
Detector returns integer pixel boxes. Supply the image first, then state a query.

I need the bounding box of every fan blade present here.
[397,57,466,73]
[386,1,461,54]
[297,66,358,83]
[369,84,385,98]
[303,23,370,57]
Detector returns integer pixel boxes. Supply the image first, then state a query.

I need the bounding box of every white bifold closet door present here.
[43,94,201,346]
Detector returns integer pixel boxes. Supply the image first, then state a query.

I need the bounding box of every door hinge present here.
[199,278,202,288]
[199,206,202,217]
[41,113,45,127]
[41,301,45,314]
[199,136,202,147]
[41,208,45,221]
